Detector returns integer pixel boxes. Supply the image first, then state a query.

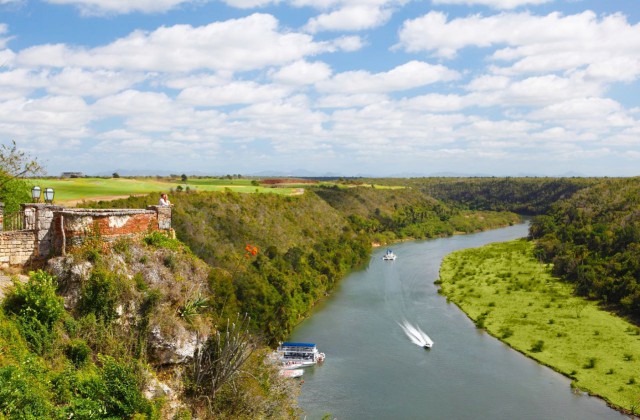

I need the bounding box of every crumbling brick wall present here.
[0,203,171,267]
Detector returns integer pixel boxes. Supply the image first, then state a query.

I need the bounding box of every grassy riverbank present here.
[438,239,640,415]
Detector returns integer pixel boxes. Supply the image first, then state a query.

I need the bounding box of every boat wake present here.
[398,319,434,349]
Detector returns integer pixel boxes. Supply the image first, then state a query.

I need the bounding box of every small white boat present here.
[279,368,304,378]
[382,249,397,261]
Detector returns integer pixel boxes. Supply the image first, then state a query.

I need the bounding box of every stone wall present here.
[0,230,37,267]
[0,203,172,268]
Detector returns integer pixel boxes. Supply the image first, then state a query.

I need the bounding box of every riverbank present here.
[438,238,640,416]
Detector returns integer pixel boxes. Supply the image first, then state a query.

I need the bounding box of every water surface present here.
[290,224,627,419]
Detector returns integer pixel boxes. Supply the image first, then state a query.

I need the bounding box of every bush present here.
[530,340,545,353]
[2,270,65,354]
[144,231,183,251]
[65,339,92,367]
[79,268,125,324]
[98,355,154,418]
[0,365,56,418]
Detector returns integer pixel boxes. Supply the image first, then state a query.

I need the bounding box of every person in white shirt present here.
[158,193,170,206]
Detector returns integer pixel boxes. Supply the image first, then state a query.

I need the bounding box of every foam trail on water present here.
[398,319,432,348]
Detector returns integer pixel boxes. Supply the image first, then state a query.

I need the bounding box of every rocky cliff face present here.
[46,238,212,417]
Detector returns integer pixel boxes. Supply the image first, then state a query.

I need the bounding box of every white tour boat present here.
[276,342,325,366]
[382,249,397,261]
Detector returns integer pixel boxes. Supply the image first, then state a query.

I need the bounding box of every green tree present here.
[0,140,44,212]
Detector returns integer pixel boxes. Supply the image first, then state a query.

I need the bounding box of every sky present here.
[1,0,639,177]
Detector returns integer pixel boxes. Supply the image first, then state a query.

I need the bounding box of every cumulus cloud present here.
[270,60,332,85]
[397,11,640,84]
[432,0,551,9]
[177,81,292,106]
[44,0,204,15]
[305,4,393,32]
[16,14,336,73]
[317,60,460,94]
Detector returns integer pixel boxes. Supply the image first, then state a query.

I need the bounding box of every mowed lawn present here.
[29,177,297,205]
[438,238,640,414]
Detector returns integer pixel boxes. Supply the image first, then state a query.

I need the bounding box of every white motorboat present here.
[382,249,397,260]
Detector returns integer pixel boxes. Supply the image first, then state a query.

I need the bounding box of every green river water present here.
[290,223,628,420]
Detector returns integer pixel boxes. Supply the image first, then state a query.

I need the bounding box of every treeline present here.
[88,187,519,342]
[530,177,640,317]
[313,185,520,243]
[362,177,597,214]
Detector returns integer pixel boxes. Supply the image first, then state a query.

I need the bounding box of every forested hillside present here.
[89,187,519,342]
[313,185,520,243]
[530,177,640,318]
[363,177,597,214]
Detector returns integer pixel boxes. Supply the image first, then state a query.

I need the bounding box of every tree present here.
[0,141,44,212]
[112,172,120,178]
[181,174,188,182]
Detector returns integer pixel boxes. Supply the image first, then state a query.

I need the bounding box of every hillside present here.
[0,233,300,419]
[530,177,640,318]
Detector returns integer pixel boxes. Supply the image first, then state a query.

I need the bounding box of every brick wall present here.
[0,203,172,268]
[55,208,161,252]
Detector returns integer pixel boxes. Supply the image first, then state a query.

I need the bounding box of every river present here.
[289,223,628,419]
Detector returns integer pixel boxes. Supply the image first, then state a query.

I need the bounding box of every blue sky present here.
[1,0,639,177]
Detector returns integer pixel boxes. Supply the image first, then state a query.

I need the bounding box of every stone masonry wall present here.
[0,230,37,267]
[0,203,171,267]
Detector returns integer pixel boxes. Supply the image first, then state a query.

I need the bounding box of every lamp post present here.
[31,186,41,203]
[44,187,55,204]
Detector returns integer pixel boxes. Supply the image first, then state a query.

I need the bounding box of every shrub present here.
[98,355,153,418]
[144,231,183,251]
[583,357,596,369]
[2,270,65,354]
[65,339,92,367]
[530,340,545,353]
[0,365,56,418]
[79,268,124,324]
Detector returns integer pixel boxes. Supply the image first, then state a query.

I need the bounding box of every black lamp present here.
[31,186,41,203]
[44,187,55,204]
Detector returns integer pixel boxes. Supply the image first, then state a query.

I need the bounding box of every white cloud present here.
[48,68,145,97]
[432,0,551,9]
[221,0,280,8]
[305,4,393,33]
[0,96,91,129]
[317,60,460,94]
[316,93,389,108]
[44,0,204,15]
[270,60,332,85]
[178,81,292,106]
[397,11,640,84]
[467,74,604,108]
[16,14,334,73]
[528,97,635,130]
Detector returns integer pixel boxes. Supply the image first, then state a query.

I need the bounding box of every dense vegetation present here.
[88,188,518,343]
[530,177,640,318]
[438,239,640,414]
[0,235,300,419]
[362,177,597,214]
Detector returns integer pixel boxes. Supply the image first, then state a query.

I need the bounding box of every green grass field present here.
[29,177,297,204]
[438,239,640,415]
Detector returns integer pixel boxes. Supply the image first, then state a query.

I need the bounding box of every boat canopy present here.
[281,342,316,347]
